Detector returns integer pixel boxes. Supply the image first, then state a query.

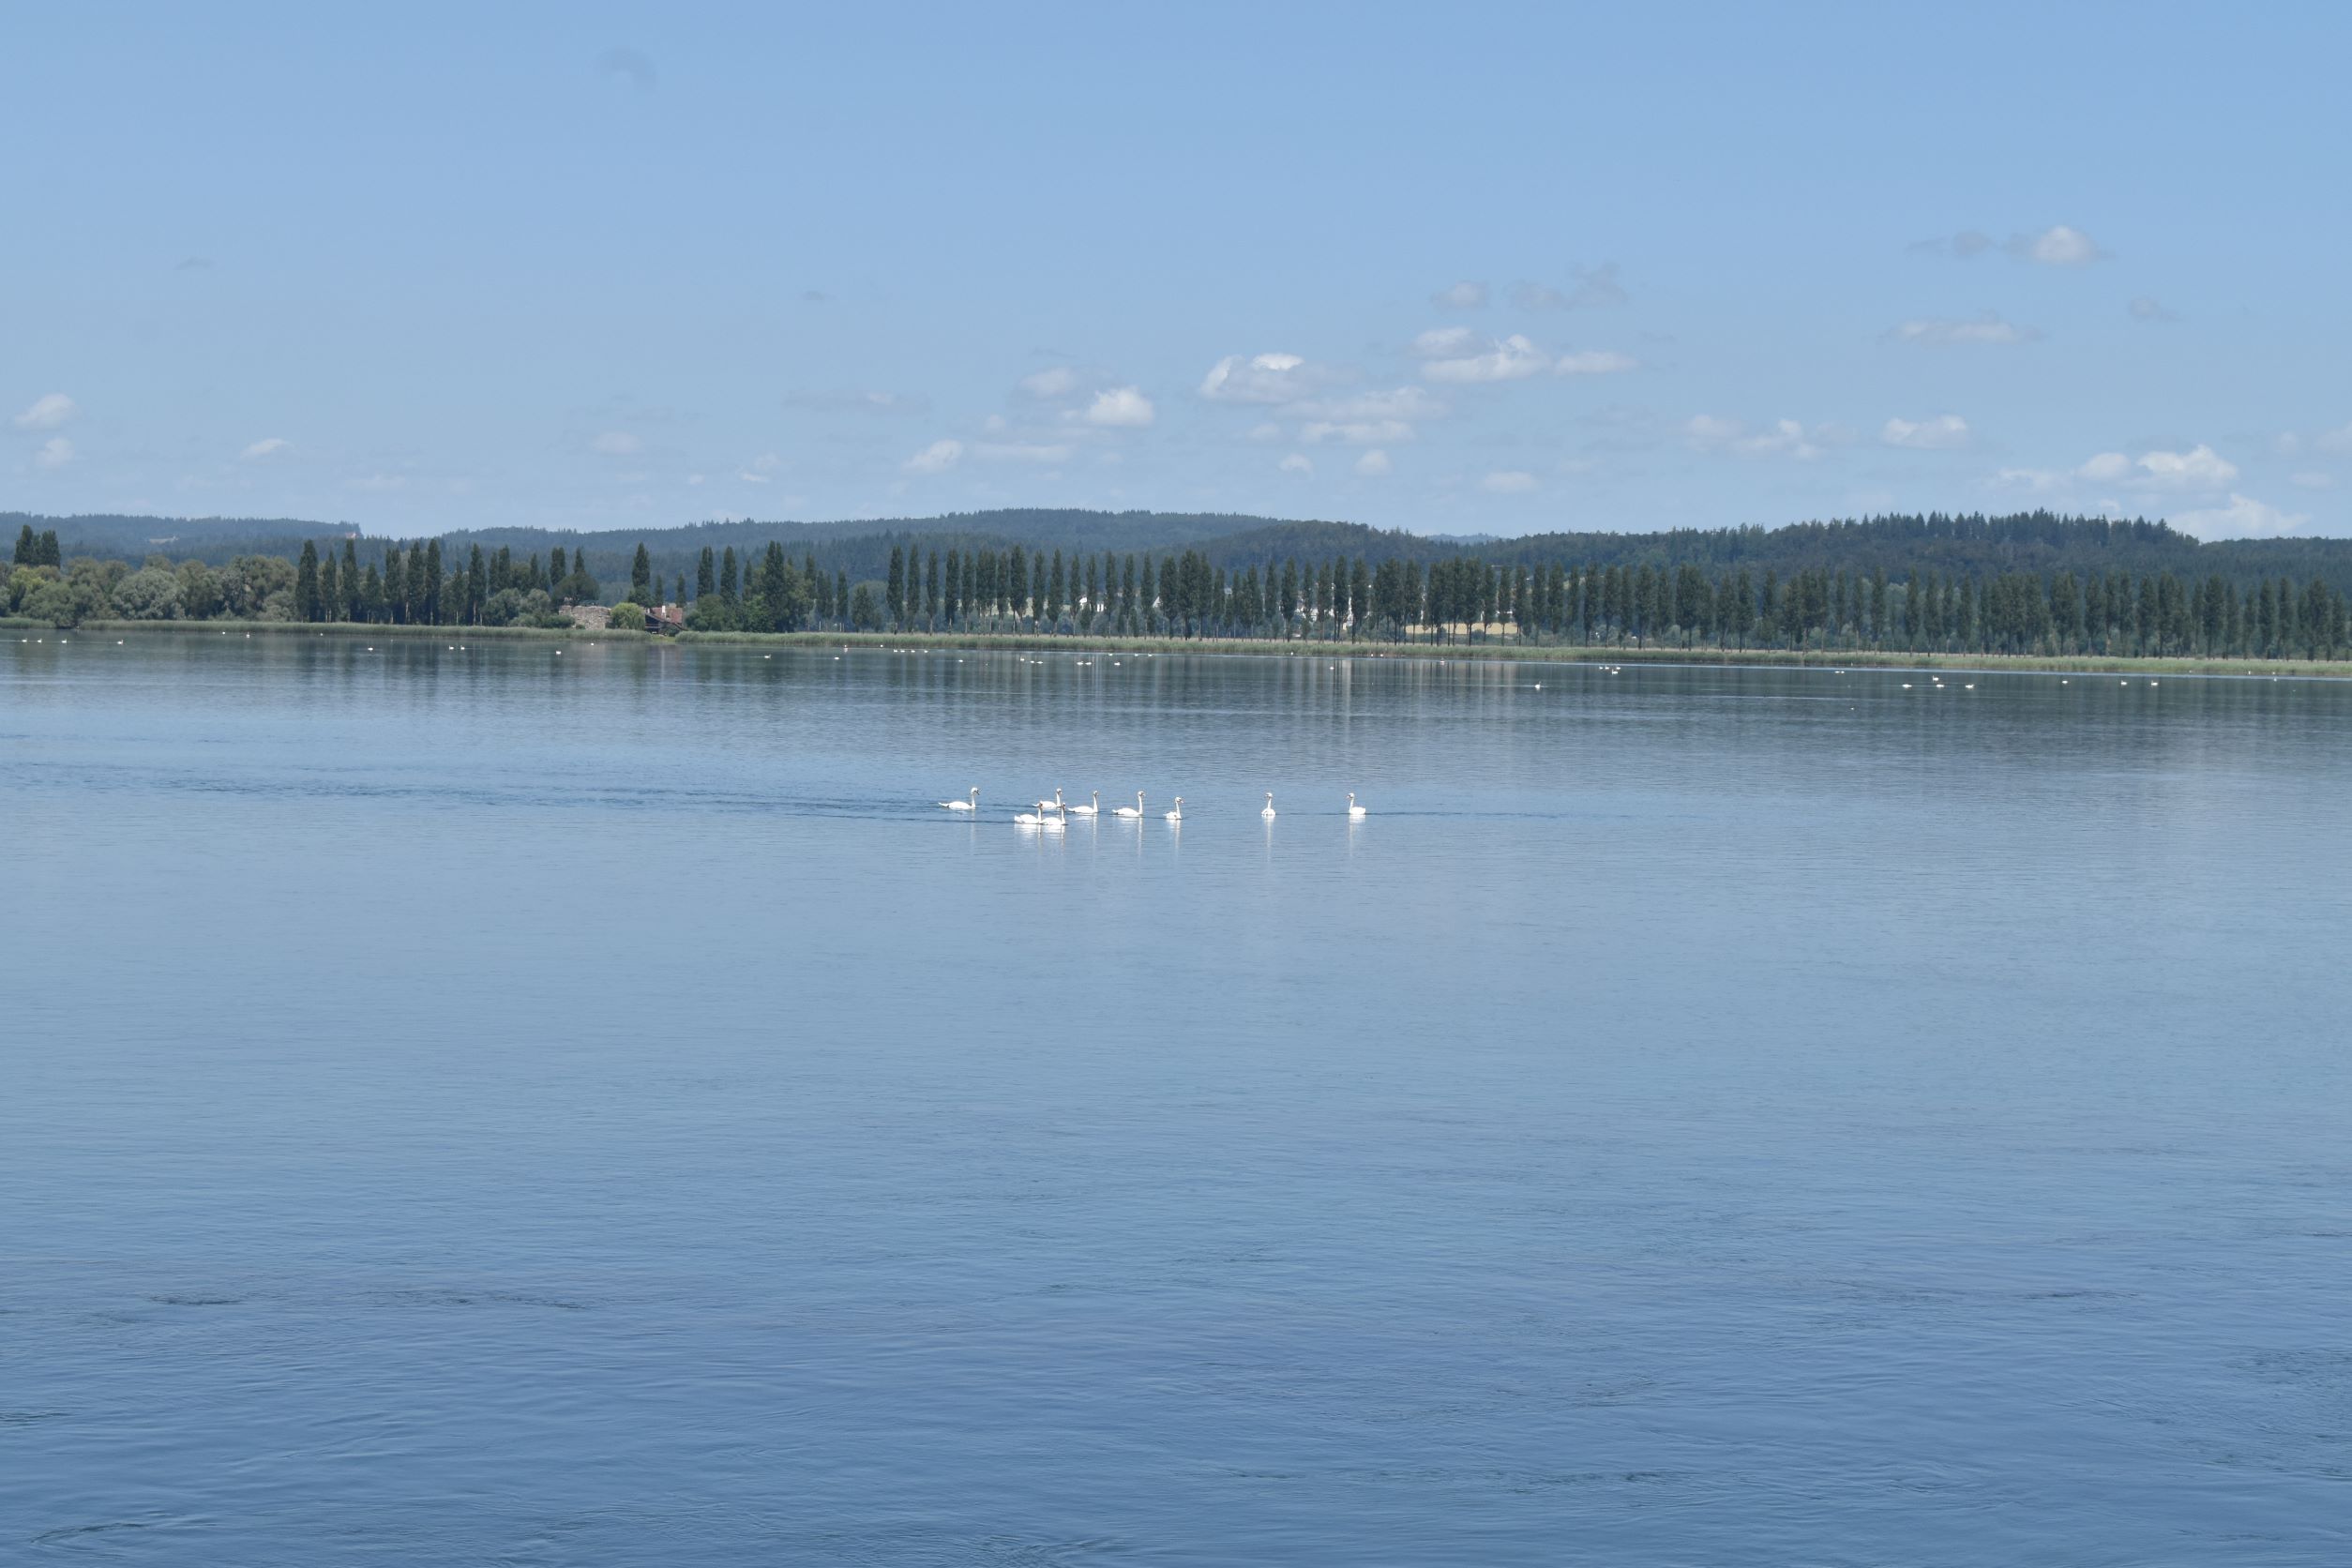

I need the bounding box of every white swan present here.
[1165,796,1184,822]
[1013,802,1048,826]
[1348,792,1367,819]
[937,786,979,812]
[1064,790,1099,818]
[1261,792,1276,819]
[1112,792,1145,819]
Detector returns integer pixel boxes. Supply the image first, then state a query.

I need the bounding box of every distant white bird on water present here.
[1063,789,1100,817]
[1165,796,1184,822]
[1014,799,1056,827]
[1112,792,1145,819]
[1261,792,1277,819]
[937,787,979,812]
[1348,792,1367,819]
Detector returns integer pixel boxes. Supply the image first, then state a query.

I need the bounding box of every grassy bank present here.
[27,617,2352,678]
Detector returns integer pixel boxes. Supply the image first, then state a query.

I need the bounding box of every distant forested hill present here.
[14,505,2352,596]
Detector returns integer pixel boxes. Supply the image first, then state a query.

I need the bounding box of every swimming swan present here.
[1112,792,1145,819]
[1165,796,1184,822]
[1261,792,1277,819]
[1064,790,1099,817]
[1348,792,1366,819]
[937,787,979,812]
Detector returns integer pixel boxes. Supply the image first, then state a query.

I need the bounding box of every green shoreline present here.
[23,616,2352,679]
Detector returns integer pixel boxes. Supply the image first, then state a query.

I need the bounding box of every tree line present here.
[10,522,2347,660]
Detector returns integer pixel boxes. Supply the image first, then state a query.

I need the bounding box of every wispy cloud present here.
[974,441,1075,463]
[2171,493,2309,538]
[14,392,76,430]
[1431,280,1488,309]
[241,437,291,460]
[1891,312,2040,346]
[592,430,641,455]
[1415,329,1546,384]
[1881,415,1969,450]
[904,439,963,475]
[2088,444,2237,490]
[34,436,74,470]
[1687,415,1833,460]
[1908,230,1996,259]
[1553,349,1637,376]
[781,389,925,414]
[1279,453,1313,475]
[2008,224,2103,264]
[1355,449,1391,476]
[1482,469,1537,494]
[2128,295,2180,323]
[596,45,656,90]
[1018,367,1079,398]
[1910,226,2101,264]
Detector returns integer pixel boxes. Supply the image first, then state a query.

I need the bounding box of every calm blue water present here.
[4,632,2348,1564]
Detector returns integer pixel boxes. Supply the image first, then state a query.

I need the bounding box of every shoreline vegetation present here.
[9,514,2350,673]
[24,617,2352,679]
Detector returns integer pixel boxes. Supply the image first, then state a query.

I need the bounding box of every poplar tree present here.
[295,541,322,621]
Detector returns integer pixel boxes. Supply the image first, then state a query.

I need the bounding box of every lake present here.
[4,632,2347,1564]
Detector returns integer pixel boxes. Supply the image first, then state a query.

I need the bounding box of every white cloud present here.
[1199,351,1332,404]
[2128,295,2179,323]
[2011,224,2103,265]
[1078,385,1154,428]
[34,436,74,469]
[2314,422,2352,456]
[1482,469,1537,494]
[14,393,76,430]
[241,436,291,460]
[1245,421,1283,442]
[1355,449,1391,476]
[2077,452,2133,483]
[1994,466,2068,493]
[1892,312,2040,346]
[1553,349,1637,376]
[593,430,641,455]
[1881,415,1970,450]
[748,452,782,473]
[1411,326,1481,359]
[1279,453,1313,475]
[904,439,963,474]
[2290,471,2334,490]
[2132,444,2238,489]
[2171,493,2309,539]
[738,470,771,483]
[686,474,706,486]
[1303,419,1413,445]
[348,473,405,491]
[974,441,1075,463]
[1688,415,1824,460]
[1018,366,1079,398]
[1432,280,1488,309]
[1418,330,1546,384]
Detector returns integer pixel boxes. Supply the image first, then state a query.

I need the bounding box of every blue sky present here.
[6,3,2348,538]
